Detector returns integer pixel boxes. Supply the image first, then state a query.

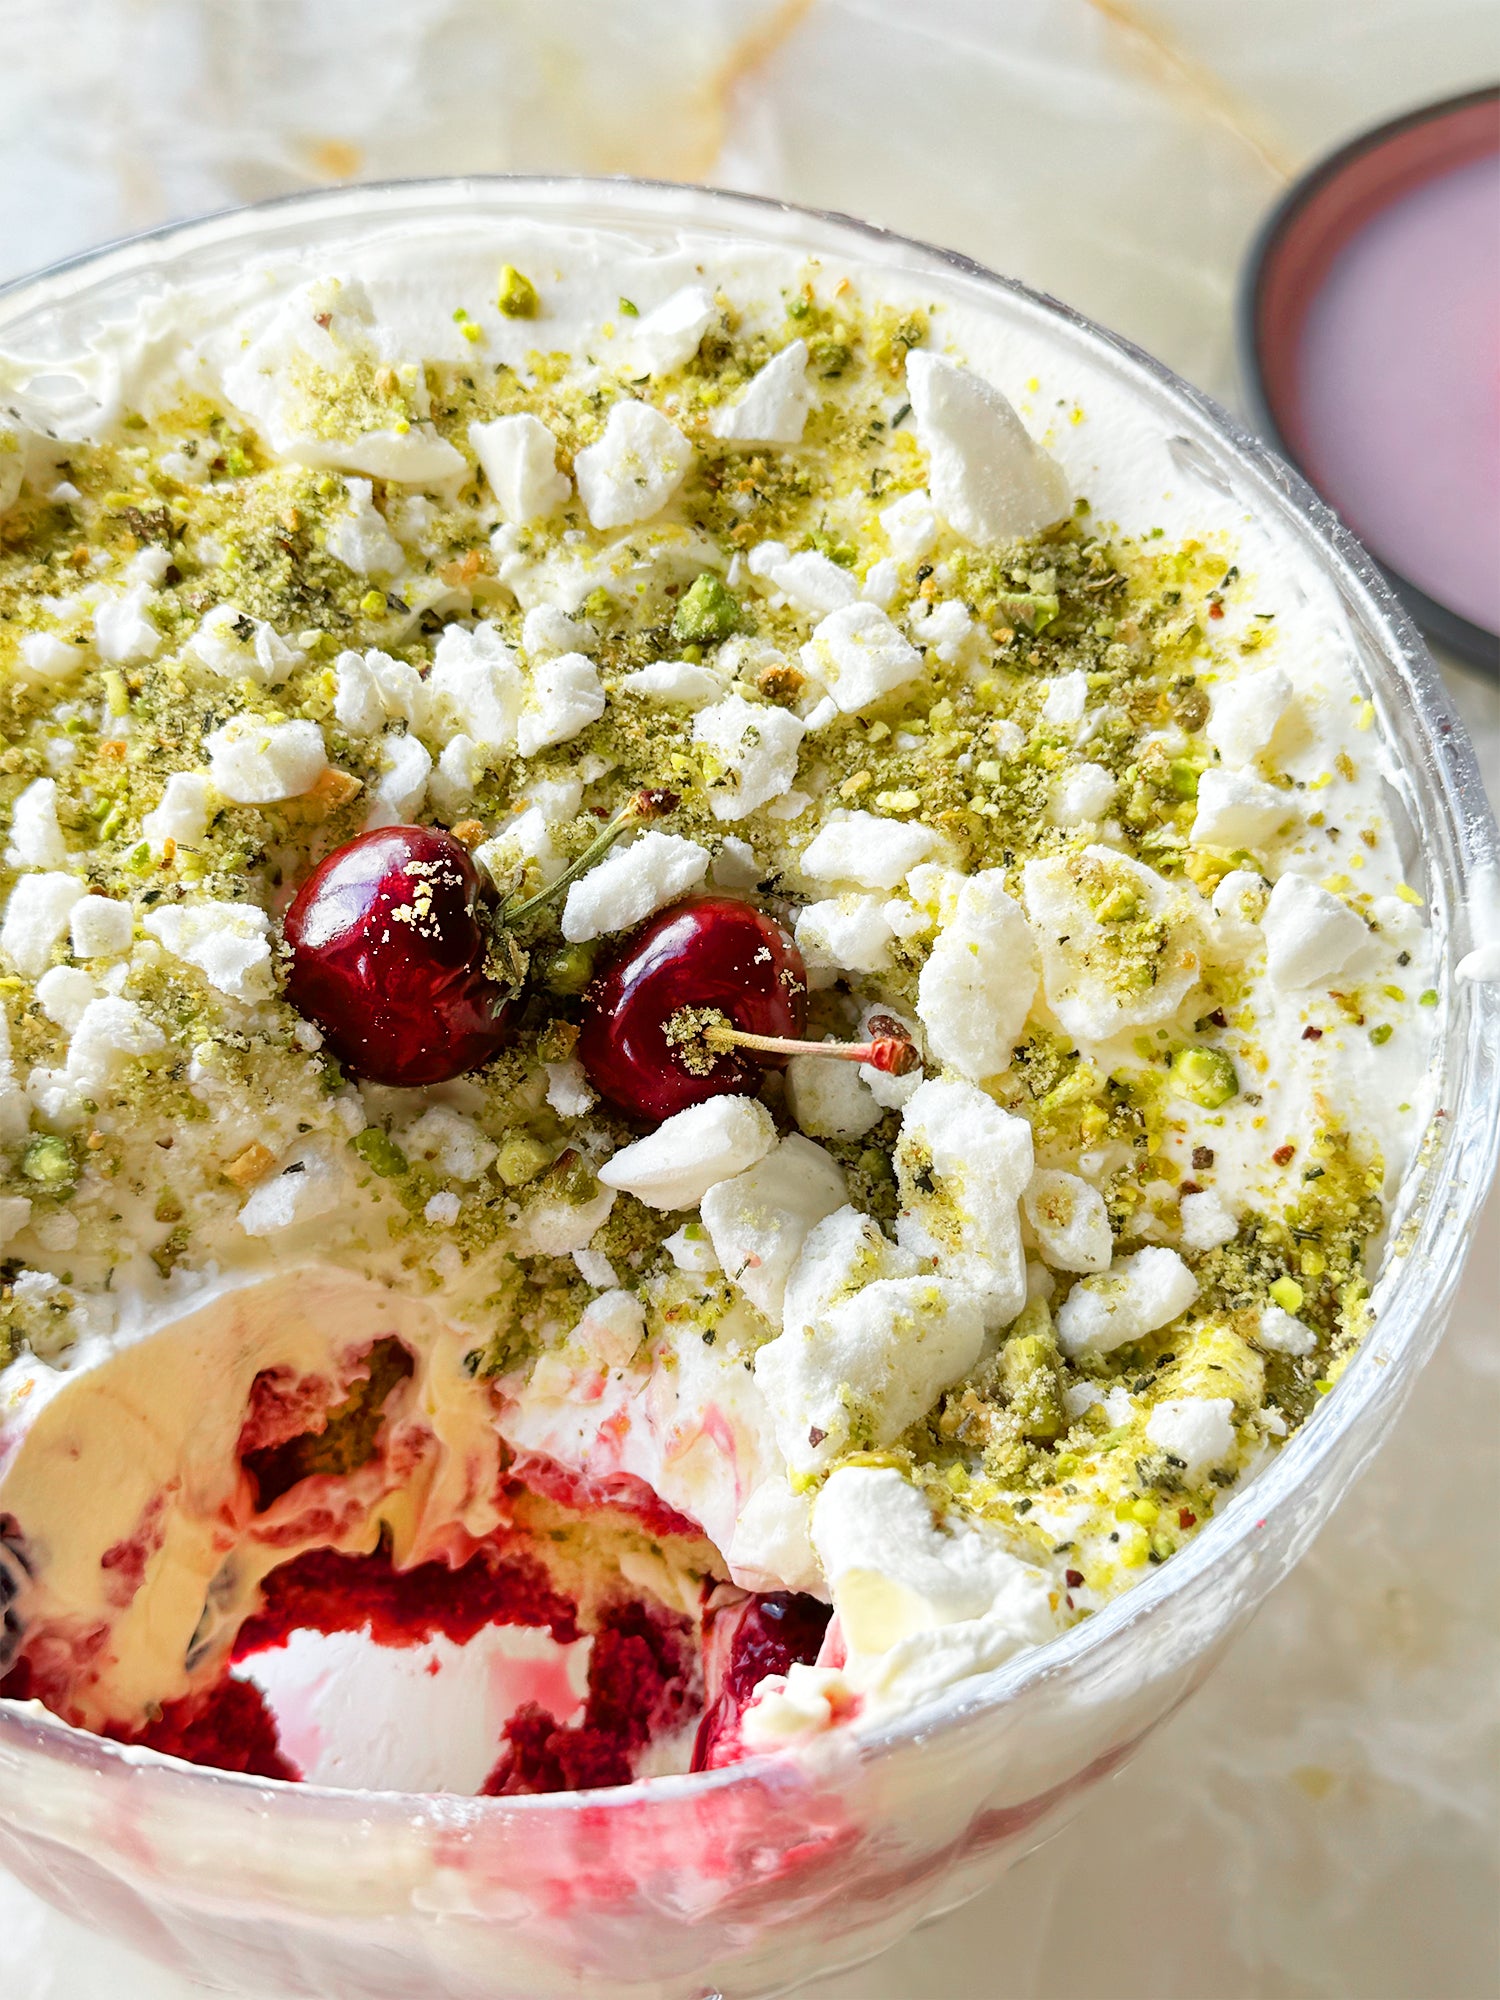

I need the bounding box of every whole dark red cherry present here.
[577,896,807,1123]
[284,825,517,1087]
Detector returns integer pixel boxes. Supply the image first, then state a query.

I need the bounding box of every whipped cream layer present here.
[0,212,1441,1780]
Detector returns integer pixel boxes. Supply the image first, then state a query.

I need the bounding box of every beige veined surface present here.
[0,3,1495,1996]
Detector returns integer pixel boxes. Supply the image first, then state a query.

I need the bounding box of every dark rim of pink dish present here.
[1238,85,1500,681]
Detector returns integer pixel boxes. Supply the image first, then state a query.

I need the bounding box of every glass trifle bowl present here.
[0,179,1495,2000]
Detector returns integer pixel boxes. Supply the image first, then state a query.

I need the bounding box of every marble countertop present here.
[4,4,1497,1994]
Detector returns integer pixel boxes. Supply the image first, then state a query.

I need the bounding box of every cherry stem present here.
[703,1018,921,1076]
[501,789,678,927]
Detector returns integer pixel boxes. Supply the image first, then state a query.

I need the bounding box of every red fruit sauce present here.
[483,1600,698,1796]
[232,1545,581,1660]
[111,1676,300,1781]
[692,1590,832,1772]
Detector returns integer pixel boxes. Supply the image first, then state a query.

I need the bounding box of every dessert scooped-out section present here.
[1,1267,832,1789]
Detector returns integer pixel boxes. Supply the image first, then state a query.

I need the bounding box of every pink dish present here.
[1242,88,1500,673]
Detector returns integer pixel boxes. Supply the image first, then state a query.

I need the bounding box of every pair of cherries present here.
[284,809,915,1121]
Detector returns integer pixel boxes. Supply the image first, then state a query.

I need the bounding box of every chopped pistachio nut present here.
[495,1135,553,1187]
[21,1135,74,1190]
[496,264,540,318]
[670,572,742,644]
[352,1129,408,1179]
[1169,1046,1239,1109]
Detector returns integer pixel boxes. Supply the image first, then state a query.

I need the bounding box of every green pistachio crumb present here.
[495,1135,552,1187]
[21,1134,75,1190]
[535,1018,580,1064]
[1167,758,1201,801]
[497,265,540,319]
[540,942,597,996]
[352,1128,408,1179]
[999,1326,1064,1440]
[671,572,742,645]
[1169,1046,1239,1109]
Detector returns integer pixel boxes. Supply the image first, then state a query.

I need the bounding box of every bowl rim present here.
[1235,84,1500,678]
[1,171,1497,1823]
